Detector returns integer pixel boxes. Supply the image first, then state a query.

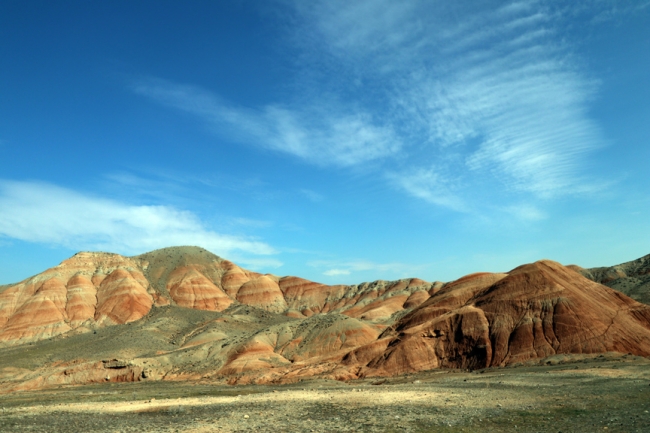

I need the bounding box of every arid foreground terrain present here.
[1,247,649,431]
[1,353,649,432]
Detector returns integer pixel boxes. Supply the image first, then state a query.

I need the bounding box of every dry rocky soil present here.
[1,353,650,432]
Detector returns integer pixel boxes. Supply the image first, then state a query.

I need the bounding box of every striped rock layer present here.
[1,247,650,390]
[0,247,436,344]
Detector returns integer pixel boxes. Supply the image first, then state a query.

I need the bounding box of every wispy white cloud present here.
[394,6,602,199]
[106,169,283,206]
[585,0,650,23]
[134,1,611,215]
[287,0,607,207]
[133,79,401,167]
[323,268,350,276]
[299,188,324,203]
[502,204,547,222]
[386,169,467,212]
[310,259,427,279]
[290,0,422,64]
[0,180,277,258]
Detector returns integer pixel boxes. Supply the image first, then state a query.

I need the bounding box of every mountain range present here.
[1,246,649,393]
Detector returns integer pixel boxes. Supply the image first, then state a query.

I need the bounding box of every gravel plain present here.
[2,354,650,432]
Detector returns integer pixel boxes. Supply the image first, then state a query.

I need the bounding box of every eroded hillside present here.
[1,247,650,393]
[577,253,650,305]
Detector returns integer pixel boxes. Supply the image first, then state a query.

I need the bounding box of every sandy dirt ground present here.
[1,354,650,432]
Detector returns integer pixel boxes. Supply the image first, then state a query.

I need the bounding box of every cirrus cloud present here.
[134,0,615,216]
[133,79,401,168]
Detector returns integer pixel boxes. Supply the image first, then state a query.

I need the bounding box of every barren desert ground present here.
[2,353,649,433]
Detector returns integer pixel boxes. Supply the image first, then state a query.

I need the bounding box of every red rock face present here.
[279,276,330,310]
[403,290,429,309]
[360,261,650,376]
[94,269,152,325]
[480,261,650,364]
[167,267,232,312]
[0,284,33,330]
[0,278,71,342]
[342,294,410,320]
[65,275,97,326]
[236,276,287,313]
[284,316,381,362]
[219,338,292,376]
[221,262,258,298]
[0,252,152,343]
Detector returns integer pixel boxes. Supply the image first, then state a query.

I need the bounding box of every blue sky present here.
[1,0,649,285]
